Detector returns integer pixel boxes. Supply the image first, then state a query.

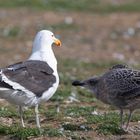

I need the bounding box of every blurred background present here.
[0,0,140,139]
[0,0,140,66]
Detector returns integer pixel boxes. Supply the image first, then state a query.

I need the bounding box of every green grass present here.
[64,106,96,117]
[86,112,120,124]
[0,107,138,138]
[96,123,124,135]
[62,123,92,131]
[0,0,140,13]
[0,125,62,139]
[0,125,40,139]
[86,112,124,135]
[0,107,17,118]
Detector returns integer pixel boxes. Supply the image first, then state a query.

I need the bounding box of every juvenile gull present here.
[72,64,140,129]
[0,30,61,128]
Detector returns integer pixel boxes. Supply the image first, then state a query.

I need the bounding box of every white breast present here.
[39,72,59,102]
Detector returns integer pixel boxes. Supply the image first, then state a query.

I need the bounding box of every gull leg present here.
[125,110,133,130]
[56,101,60,113]
[35,104,41,129]
[19,106,25,127]
[120,109,123,128]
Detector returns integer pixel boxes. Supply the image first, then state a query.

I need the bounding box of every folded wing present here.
[0,60,56,97]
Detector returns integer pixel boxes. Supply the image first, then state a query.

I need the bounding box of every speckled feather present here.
[73,64,140,109]
[102,66,140,109]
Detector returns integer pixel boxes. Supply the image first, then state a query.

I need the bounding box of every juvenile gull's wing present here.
[104,68,140,100]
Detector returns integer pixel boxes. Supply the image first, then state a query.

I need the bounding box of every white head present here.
[32,30,61,53]
[29,30,61,70]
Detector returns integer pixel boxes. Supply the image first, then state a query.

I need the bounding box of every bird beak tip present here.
[54,38,61,47]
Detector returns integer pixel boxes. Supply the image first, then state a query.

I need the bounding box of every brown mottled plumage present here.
[72,64,140,129]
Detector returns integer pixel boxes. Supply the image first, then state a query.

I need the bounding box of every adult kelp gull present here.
[0,30,61,128]
[72,64,140,130]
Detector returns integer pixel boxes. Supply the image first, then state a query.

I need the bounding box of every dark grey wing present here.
[7,60,54,74]
[0,60,56,97]
[104,68,140,99]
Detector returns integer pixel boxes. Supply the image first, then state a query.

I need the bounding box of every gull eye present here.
[51,34,54,37]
